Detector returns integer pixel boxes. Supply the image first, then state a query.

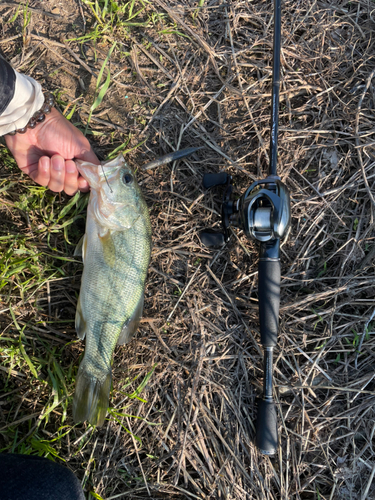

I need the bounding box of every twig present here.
[0,1,61,18]
[125,417,150,496]
[355,68,375,208]
[355,307,375,369]
[166,265,200,323]
[361,463,375,500]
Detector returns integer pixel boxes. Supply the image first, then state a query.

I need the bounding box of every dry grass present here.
[1,0,375,499]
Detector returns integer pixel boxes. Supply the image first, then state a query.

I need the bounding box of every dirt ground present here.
[1,0,375,499]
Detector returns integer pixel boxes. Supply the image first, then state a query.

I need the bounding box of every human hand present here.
[5,108,99,196]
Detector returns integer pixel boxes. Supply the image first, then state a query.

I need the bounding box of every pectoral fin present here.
[99,231,116,268]
[74,234,87,262]
[117,293,144,345]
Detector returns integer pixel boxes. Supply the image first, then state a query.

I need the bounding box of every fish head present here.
[76,154,144,231]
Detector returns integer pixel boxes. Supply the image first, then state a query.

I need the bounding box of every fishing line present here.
[101,163,113,193]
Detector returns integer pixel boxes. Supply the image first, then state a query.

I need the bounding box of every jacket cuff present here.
[0,66,44,136]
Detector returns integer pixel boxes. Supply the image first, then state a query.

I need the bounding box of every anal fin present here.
[117,293,144,345]
[74,234,87,261]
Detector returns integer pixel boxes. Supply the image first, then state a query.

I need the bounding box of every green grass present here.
[85,41,117,135]
[0,187,85,304]
[0,151,156,495]
[68,0,150,44]
[0,167,83,449]
[67,0,186,46]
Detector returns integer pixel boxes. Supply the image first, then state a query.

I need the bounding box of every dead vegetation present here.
[1,0,375,499]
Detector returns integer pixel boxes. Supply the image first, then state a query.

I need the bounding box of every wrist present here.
[6,92,55,135]
[0,70,44,136]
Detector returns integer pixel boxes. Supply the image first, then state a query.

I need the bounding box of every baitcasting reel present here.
[201,173,290,248]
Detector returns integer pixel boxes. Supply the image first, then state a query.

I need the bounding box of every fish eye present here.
[122,173,133,185]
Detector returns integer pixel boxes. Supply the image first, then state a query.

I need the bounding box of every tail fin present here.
[72,363,112,427]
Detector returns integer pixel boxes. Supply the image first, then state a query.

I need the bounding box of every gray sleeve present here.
[0,62,44,136]
[0,59,16,115]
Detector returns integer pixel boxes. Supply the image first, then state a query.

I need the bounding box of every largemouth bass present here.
[73,154,151,426]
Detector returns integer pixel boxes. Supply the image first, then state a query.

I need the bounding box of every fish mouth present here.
[76,162,101,189]
[76,155,127,190]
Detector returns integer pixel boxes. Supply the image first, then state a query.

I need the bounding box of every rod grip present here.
[256,399,278,454]
[258,259,280,347]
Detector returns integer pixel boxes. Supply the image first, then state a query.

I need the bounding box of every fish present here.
[72,154,152,427]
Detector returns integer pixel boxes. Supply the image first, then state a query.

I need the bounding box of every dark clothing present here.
[0,454,85,500]
[0,59,15,115]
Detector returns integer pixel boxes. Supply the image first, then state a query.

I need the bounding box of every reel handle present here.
[203,172,229,189]
[200,230,226,248]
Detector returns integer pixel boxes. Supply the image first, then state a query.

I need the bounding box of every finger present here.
[49,154,66,193]
[76,147,100,165]
[28,157,50,187]
[75,147,97,192]
[78,175,90,192]
[36,157,51,186]
[64,160,79,196]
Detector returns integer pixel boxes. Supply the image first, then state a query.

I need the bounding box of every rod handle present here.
[256,399,278,455]
[258,259,280,347]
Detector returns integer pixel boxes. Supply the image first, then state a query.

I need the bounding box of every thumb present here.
[75,145,100,165]
[74,147,100,192]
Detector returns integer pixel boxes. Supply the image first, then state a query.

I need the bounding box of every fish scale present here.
[72,154,151,426]
[82,219,149,364]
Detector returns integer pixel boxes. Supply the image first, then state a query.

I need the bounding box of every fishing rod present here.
[200,0,290,455]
